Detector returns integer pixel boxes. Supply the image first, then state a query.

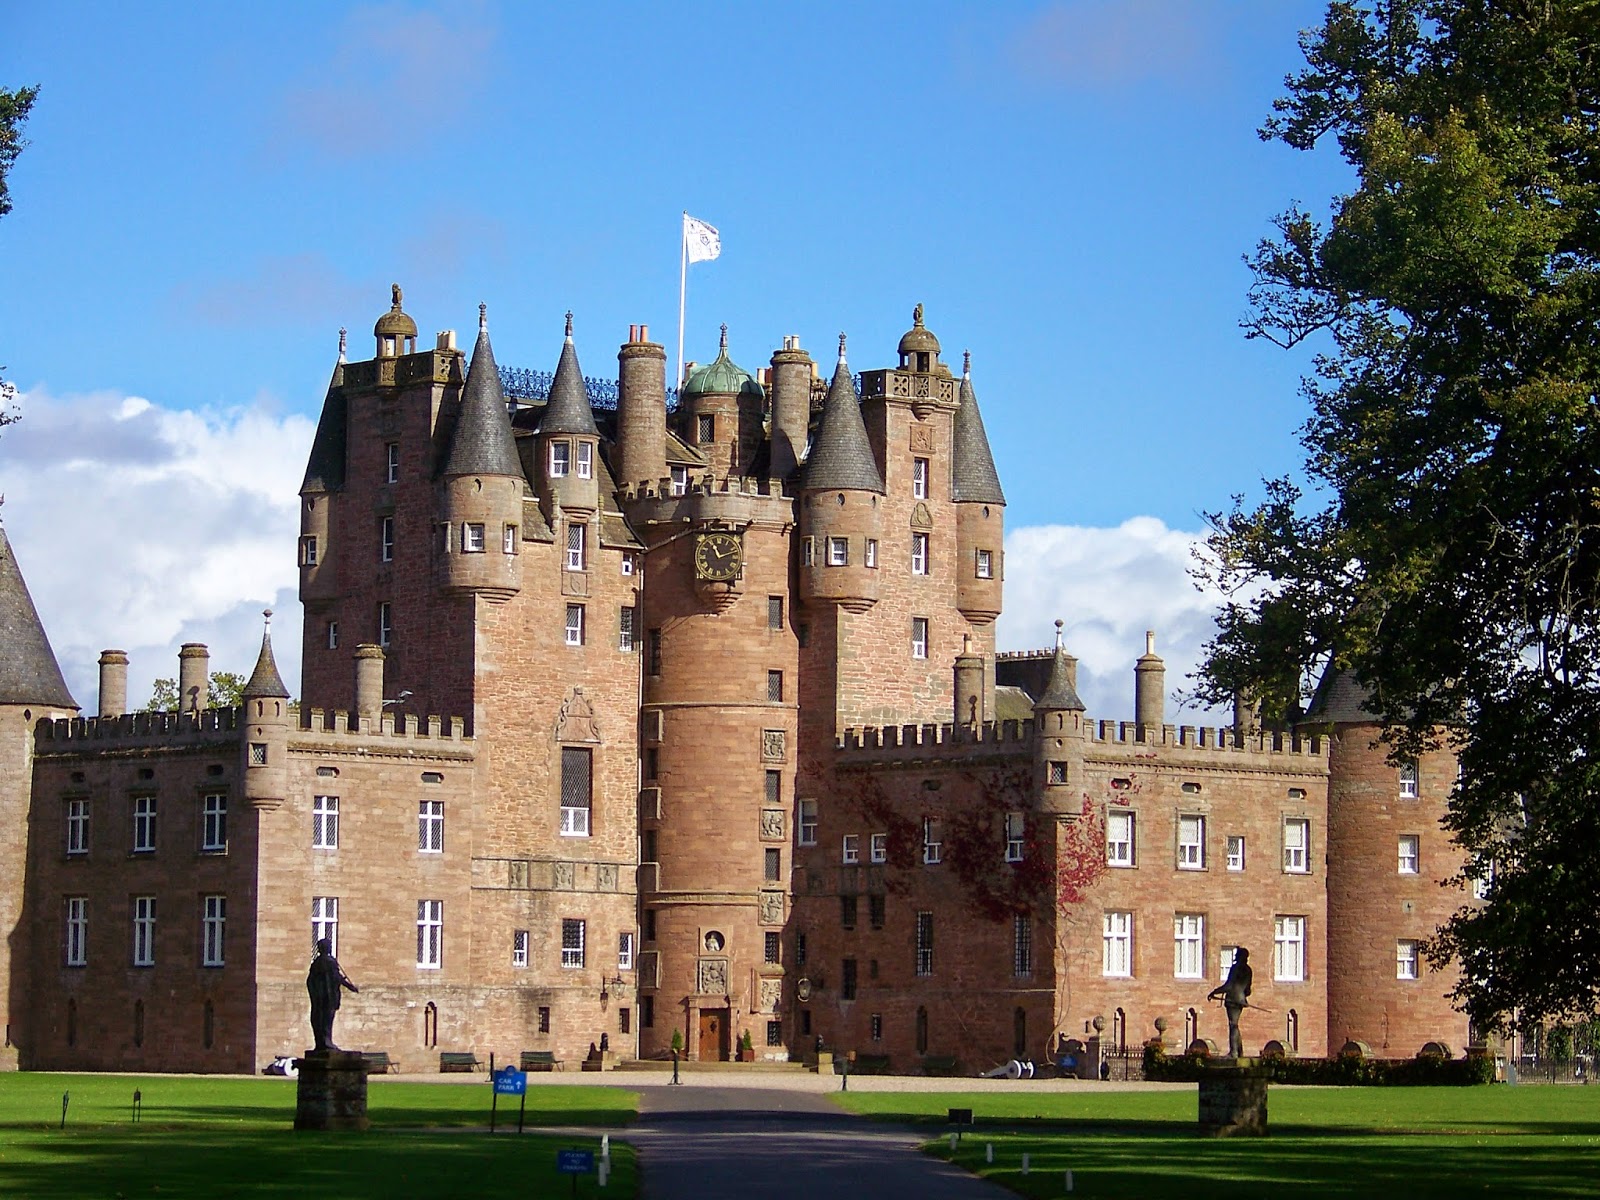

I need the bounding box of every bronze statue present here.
[307,938,359,1053]
[1208,947,1253,1058]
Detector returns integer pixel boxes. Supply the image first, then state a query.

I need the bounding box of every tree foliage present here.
[0,84,37,438]
[145,671,247,712]
[1195,0,1600,1030]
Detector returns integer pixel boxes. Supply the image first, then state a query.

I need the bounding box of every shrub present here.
[1143,1045,1492,1086]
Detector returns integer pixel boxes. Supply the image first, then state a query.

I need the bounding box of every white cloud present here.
[1,386,311,712]
[999,517,1229,723]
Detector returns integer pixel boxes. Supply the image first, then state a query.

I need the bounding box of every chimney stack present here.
[98,650,128,718]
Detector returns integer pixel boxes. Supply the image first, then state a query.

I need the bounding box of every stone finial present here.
[479,302,487,332]
[264,608,273,629]
[392,283,403,309]
[564,310,574,340]
[1146,630,1155,655]
[1054,618,1065,649]
[963,349,971,378]
[913,302,924,327]
[837,332,848,363]
[338,328,347,362]
[720,323,728,351]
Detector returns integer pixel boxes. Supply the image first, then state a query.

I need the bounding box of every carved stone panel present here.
[507,860,530,890]
[760,809,785,840]
[698,957,729,996]
[909,423,933,452]
[553,861,574,890]
[910,502,933,530]
[598,863,619,892]
[554,688,602,743]
[761,729,786,762]
[758,890,785,926]
[758,977,783,1013]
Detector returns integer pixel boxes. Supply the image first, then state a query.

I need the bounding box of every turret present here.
[616,323,668,489]
[1033,620,1086,813]
[798,335,884,613]
[538,312,601,516]
[299,329,347,606]
[0,524,77,714]
[97,650,128,718]
[1134,630,1164,735]
[240,610,290,811]
[373,283,418,358]
[178,643,210,713]
[440,305,524,601]
[953,352,1005,623]
[679,325,765,478]
[768,335,812,481]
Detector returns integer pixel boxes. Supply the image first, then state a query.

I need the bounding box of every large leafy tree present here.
[1195,0,1600,1030]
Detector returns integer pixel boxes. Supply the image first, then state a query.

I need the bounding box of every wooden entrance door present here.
[698,1008,728,1061]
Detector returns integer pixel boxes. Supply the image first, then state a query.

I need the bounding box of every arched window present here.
[133,999,145,1048]
[424,1001,439,1048]
[1113,1007,1127,1052]
[915,1006,929,1055]
[203,1000,215,1049]
[1013,1007,1028,1057]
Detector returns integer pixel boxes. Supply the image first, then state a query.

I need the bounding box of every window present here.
[840,894,858,929]
[565,604,585,646]
[566,522,586,571]
[66,798,89,856]
[1283,819,1310,873]
[197,792,227,853]
[418,800,444,853]
[438,522,452,553]
[1219,945,1240,981]
[1273,915,1306,981]
[915,911,934,976]
[327,621,339,650]
[1047,761,1068,785]
[795,930,807,967]
[976,549,993,579]
[1107,811,1135,867]
[1226,835,1245,872]
[842,834,859,865]
[768,596,783,630]
[798,799,817,846]
[767,670,783,702]
[1174,914,1204,979]
[380,516,394,562]
[763,932,781,965]
[621,552,635,576]
[560,747,592,837]
[313,795,340,850]
[619,1007,632,1035]
[131,795,157,854]
[1013,914,1032,976]
[870,832,887,864]
[1103,911,1133,977]
[1398,834,1419,875]
[670,464,688,495]
[550,441,570,477]
[538,1005,551,1033]
[869,893,886,929]
[202,895,226,967]
[503,524,518,554]
[767,1018,784,1046]
[922,817,943,864]
[911,532,929,575]
[619,606,637,652]
[841,958,858,1000]
[1004,811,1025,862]
[912,457,929,499]
[1399,760,1419,798]
[765,771,781,805]
[827,536,848,566]
[312,896,338,955]
[386,441,400,483]
[249,742,267,766]
[132,896,155,967]
[378,602,392,648]
[513,930,529,968]
[300,535,318,567]
[648,628,662,674]
[576,441,593,479]
[764,848,781,881]
[561,918,585,968]
[417,899,443,969]
[1397,939,1419,980]
[697,413,715,443]
[462,522,485,553]
[1178,814,1205,869]
[911,617,929,660]
[65,897,87,966]
[864,539,878,568]
[1473,860,1495,901]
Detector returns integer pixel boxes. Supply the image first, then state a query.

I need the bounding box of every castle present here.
[0,289,1472,1073]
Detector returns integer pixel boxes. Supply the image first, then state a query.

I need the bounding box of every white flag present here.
[684,214,721,263]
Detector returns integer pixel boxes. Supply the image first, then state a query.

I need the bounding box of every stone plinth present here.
[1197,1061,1268,1137]
[294,1050,370,1131]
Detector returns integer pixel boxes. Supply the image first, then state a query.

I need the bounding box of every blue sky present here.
[0,0,1348,718]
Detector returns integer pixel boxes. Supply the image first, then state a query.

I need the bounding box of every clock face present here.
[694,531,742,582]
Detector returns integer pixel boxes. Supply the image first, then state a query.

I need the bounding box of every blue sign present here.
[492,1066,526,1096]
[556,1150,595,1175]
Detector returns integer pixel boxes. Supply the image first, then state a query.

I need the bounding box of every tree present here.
[145,671,247,712]
[0,84,37,441]
[1194,1,1600,1031]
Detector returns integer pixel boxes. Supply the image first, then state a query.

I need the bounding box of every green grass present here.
[837,1086,1600,1197]
[0,1074,638,1199]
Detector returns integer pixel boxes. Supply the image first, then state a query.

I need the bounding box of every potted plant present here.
[739,1029,755,1062]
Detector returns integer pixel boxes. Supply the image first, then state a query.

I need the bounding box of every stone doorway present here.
[698,1008,729,1061]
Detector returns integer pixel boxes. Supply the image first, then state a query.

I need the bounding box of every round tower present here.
[353,643,385,729]
[241,611,291,812]
[537,312,601,516]
[1134,630,1165,735]
[616,324,668,489]
[1033,621,1087,815]
[798,335,884,613]
[679,325,765,478]
[952,352,1006,625]
[767,335,813,481]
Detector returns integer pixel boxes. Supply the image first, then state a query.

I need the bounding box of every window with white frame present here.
[865,538,878,568]
[565,522,586,571]
[561,918,585,968]
[65,897,87,966]
[300,535,318,566]
[1103,911,1133,977]
[1004,811,1025,862]
[915,911,934,976]
[870,832,887,864]
[202,895,226,967]
[550,441,570,477]
[911,532,929,575]
[1398,834,1419,874]
[1472,859,1495,900]
[912,456,929,499]
[827,536,849,566]
[922,816,943,864]
[798,799,817,846]
[560,747,592,836]
[622,552,636,577]
[462,523,485,553]
[327,621,339,649]
[380,516,395,562]
[503,524,518,555]
[312,896,338,955]
[313,795,340,850]
[842,834,859,864]
[1273,915,1306,981]
[670,465,688,495]
[1226,835,1245,872]
[1396,939,1419,980]
[1013,914,1032,976]
[618,931,634,970]
[565,604,585,646]
[418,799,444,853]
[133,795,156,854]
[132,896,155,967]
[66,798,89,856]
[386,441,400,484]
[512,929,529,968]
[1107,810,1135,867]
[417,900,443,969]
[1219,944,1240,981]
[976,549,993,579]
[202,793,227,853]
[1174,914,1204,979]
[1177,814,1206,869]
[911,617,929,660]
[1283,818,1310,873]
[378,602,392,647]
[1399,760,1419,798]
[576,441,593,479]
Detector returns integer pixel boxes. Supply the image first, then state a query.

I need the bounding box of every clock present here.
[694,531,742,582]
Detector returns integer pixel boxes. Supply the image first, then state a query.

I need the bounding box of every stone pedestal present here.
[294,1050,370,1131]
[1197,1061,1268,1137]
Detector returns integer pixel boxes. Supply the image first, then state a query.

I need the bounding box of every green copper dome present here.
[681,326,764,399]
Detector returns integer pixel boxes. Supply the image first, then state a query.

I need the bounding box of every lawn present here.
[837,1086,1600,1198]
[0,1073,638,1199]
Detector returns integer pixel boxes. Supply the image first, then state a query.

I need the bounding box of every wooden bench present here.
[439,1051,484,1073]
[921,1054,961,1077]
[851,1054,893,1075]
[520,1050,562,1072]
[360,1051,397,1074]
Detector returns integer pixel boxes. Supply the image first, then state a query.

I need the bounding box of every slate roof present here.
[1035,643,1085,712]
[301,364,348,493]
[443,311,523,478]
[539,315,600,437]
[1304,664,1380,725]
[0,526,77,708]
[951,357,1005,505]
[802,341,884,494]
[242,615,290,699]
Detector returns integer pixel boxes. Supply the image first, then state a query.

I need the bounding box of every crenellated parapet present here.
[35,707,241,751]
[1088,719,1326,759]
[834,719,1035,765]
[294,707,473,757]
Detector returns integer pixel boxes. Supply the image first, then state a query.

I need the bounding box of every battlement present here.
[297,708,470,743]
[1088,719,1326,759]
[616,473,790,503]
[835,719,1035,764]
[35,707,240,750]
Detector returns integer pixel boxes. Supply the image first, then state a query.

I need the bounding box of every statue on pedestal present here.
[307,938,359,1053]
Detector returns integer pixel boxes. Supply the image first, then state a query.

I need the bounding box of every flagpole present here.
[676,211,688,393]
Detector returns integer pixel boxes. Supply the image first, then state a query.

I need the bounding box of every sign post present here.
[557,1149,595,1200]
[491,1066,527,1134]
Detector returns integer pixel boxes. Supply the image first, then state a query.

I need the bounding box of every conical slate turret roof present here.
[242,611,290,699]
[1035,624,1084,712]
[0,525,77,708]
[802,335,884,494]
[443,306,523,478]
[1304,663,1378,725]
[301,332,349,493]
[540,312,599,437]
[951,352,1005,505]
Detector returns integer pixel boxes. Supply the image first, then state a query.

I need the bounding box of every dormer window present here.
[576,442,593,479]
[550,442,570,478]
